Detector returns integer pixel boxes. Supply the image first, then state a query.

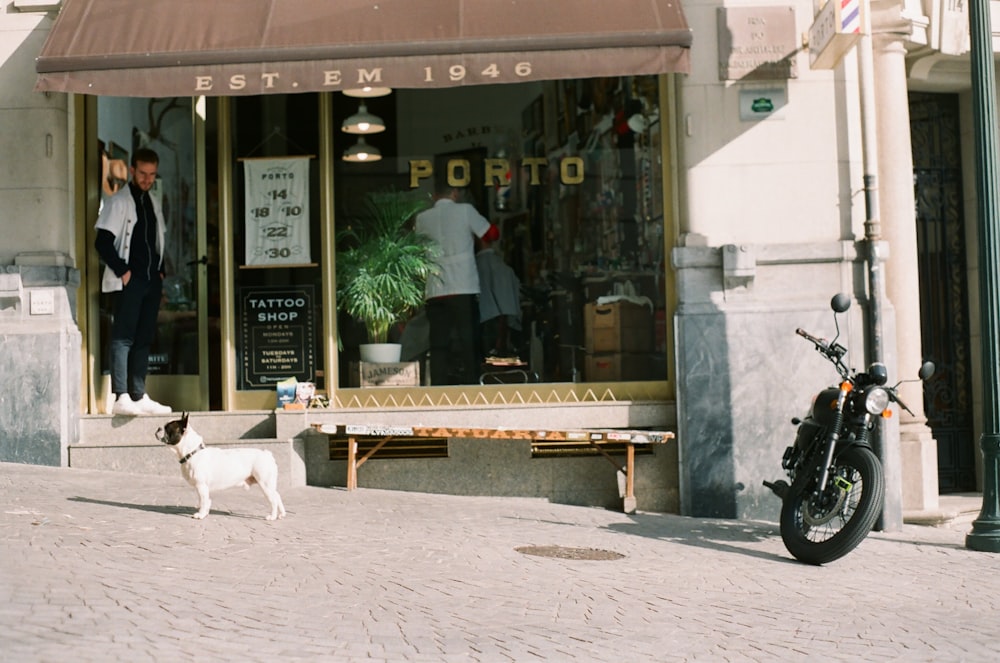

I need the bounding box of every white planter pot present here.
[359,343,402,363]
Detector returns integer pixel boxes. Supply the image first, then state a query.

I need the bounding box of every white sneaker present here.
[112,393,143,416]
[136,394,172,415]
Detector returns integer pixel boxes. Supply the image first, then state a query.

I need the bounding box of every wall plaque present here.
[718,7,798,81]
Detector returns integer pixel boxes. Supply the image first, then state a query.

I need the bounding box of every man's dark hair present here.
[132,147,159,167]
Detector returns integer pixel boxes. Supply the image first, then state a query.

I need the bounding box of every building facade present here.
[0,0,992,519]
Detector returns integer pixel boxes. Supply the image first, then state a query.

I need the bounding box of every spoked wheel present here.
[779,446,884,565]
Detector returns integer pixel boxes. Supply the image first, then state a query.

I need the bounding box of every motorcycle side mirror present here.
[918,361,936,381]
[830,293,851,314]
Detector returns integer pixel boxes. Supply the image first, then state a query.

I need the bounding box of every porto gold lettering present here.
[483,159,510,186]
[560,157,584,185]
[409,160,433,189]
[406,157,583,189]
[447,159,471,187]
[521,157,548,185]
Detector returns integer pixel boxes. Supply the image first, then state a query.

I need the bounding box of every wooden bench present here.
[311,423,674,513]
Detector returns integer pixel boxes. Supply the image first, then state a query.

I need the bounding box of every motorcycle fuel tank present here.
[809,387,842,427]
[792,417,825,454]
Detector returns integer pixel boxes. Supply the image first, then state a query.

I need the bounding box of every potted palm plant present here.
[335,190,436,362]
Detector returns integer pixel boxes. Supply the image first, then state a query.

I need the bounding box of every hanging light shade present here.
[343,86,392,98]
[342,137,382,163]
[342,103,385,134]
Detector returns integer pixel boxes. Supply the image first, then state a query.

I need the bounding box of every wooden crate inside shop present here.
[584,301,653,353]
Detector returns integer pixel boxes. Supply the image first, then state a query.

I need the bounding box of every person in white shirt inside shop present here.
[415,175,498,385]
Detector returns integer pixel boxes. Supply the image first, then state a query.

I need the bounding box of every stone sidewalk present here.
[1,461,997,662]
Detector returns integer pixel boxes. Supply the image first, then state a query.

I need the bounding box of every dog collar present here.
[179,443,205,465]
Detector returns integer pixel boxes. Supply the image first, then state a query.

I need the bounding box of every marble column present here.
[871,26,940,514]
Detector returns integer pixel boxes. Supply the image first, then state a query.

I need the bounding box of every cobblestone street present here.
[2,462,997,662]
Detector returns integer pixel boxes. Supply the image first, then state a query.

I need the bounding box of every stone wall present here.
[0,262,81,466]
[672,240,897,519]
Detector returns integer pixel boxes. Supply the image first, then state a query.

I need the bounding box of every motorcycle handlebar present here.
[795,327,826,347]
[797,328,849,364]
[796,328,827,349]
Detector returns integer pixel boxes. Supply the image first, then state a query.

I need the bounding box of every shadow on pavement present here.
[605,513,796,564]
[67,496,257,520]
[520,512,795,563]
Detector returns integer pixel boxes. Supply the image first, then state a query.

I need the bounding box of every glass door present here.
[216,93,326,410]
[91,96,210,412]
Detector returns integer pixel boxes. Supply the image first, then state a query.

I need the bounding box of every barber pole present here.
[840,0,861,34]
[807,0,865,70]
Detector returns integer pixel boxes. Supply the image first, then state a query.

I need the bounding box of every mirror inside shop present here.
[96,75,667,396]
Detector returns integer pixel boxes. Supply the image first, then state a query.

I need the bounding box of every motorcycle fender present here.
[835,431,875,456]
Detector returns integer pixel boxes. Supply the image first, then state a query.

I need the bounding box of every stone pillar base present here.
[899,419,939,512]
[0,268,81,467]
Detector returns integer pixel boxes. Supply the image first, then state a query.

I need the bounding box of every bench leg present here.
[623,444,637,514]
[347,436,358,490]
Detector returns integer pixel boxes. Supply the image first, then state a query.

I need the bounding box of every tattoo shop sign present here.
[243,157,311,267]
[240,285,315,389]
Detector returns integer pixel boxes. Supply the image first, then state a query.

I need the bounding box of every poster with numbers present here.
[243,157,311,266]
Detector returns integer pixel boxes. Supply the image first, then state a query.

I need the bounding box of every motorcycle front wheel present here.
[779,446,884,565]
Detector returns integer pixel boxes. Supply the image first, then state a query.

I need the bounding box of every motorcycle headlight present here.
[864,388,890,415]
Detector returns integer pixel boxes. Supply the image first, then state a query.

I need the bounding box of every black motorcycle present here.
[764,294,935,565]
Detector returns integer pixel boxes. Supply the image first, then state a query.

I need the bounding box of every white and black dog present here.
[156,412,286,520]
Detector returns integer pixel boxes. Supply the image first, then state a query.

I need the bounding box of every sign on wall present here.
[242,156,311,266]
[717,6,798,81]
[239,285,316,389]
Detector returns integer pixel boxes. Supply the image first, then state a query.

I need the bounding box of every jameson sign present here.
[240,285,315,389]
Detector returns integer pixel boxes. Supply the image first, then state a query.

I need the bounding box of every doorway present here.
[910,91,977,492]
[90,97,213,412]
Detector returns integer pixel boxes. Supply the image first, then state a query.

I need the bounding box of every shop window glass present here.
[96,97,199,377]
[333,76,667,387]
[230,94,325,393]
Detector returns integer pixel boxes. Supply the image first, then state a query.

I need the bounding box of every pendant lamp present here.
[343,86,393,98]
[342,137,382,163]
[342,103,385,134]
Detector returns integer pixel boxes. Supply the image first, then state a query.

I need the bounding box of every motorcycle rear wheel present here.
[779,446,884,565]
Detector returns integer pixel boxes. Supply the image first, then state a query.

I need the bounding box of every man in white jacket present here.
[94,147,171,416]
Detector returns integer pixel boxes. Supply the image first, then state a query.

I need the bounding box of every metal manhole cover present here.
[515,545,625,561]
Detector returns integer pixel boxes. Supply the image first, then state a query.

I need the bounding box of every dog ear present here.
[181,412,189,428]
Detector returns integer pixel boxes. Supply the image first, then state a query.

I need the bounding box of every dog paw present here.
[192,512,208,519]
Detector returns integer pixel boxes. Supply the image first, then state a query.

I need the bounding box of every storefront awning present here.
[35,0,692,97]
